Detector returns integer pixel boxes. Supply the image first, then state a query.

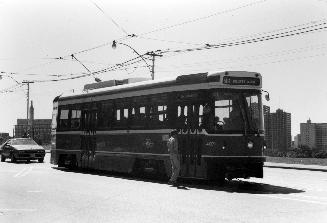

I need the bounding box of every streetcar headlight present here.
[222,141,227,150]
[247,141,254,149]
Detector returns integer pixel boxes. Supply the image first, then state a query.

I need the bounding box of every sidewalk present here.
[264,162,327,172]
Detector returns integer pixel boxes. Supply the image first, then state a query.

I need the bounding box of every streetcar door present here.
[178,103,203,178]
[81,107,97,169]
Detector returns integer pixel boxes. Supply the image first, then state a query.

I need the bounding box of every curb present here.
[264,163,327,172]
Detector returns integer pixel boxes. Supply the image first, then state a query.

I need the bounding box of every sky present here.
[0,0,327,137]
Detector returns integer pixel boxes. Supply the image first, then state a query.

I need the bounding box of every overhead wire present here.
[160,42,327,69]
[5,19,327,83]
[89,0,129,35]
[159,20,327,55]
[136,19,327,47]
[136,0,268,37]
[29,54,148,83]
[0,83,24,94]
[52,0,269,59]
[135,36,204,46]
[155,52,327,74]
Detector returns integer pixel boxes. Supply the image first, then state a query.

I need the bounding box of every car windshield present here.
[11,139,38,145]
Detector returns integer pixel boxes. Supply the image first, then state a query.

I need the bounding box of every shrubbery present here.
[264,147,327,158]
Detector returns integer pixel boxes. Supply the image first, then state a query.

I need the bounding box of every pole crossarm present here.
[145,51,163,80]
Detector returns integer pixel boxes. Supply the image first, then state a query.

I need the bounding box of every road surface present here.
[1,154,326,223]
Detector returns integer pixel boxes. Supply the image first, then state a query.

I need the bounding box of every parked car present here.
[0,138,45,163]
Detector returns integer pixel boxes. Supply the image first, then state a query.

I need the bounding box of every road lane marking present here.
[13,167,34,178]
[257,194,327,206]
[13,167,28,178]
[290,194,327,201]
[0,208,37,212]
[27,190,42,193]
[20,166,34,177]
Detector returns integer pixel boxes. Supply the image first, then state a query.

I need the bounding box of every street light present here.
[112,40,161,80]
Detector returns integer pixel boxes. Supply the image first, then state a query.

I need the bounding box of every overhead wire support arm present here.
[112,40,157,79]
[0,72,21,84]
[71,54,101,82]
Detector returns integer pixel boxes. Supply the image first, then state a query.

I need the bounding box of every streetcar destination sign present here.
[223,76,260,86]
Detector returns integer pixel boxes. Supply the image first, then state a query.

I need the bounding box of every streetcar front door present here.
[81,108,97,169]
[178,103,204,178]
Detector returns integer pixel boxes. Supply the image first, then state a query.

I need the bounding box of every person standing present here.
[167,130,180,186]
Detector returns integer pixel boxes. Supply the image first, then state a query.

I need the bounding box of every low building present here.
[0,132,10,144]
[299,120,327,151]
[14,119,51,145]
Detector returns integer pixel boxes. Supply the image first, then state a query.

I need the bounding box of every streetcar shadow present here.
[182,179,305,194]
[52,167,304,194]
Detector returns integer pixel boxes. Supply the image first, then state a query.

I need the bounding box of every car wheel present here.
[1,155,5,162]
[11,154,16,163]
[38,158,44,163]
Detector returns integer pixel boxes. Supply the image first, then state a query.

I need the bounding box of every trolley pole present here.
[146,52,162,80]
[22,81,34,136]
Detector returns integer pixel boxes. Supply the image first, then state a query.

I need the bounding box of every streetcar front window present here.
[203,90,262,134]
[245,93,263,133]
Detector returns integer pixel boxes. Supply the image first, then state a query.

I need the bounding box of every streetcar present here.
[50,71,267,183]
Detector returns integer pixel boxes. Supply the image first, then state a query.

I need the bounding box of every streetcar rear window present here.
[59,109,69,129]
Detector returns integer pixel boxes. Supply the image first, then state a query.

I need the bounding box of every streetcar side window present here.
[123,108,129,120]
[114,100,129,129]
[98,102,114,129]
[140,106,146,122]
[199,105,204,127]
[177,105,187,129]
[148,105,157,125]
[158,105,167,123]
[147,94,168,129]
[71,109,81,129]
[116,109,121,121]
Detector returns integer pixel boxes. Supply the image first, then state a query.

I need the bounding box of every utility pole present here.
[22,81,34,136]
[146,52,163,80]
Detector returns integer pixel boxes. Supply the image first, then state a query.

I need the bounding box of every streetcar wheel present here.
[67,156,77,170]
[1,155,5,162]
[38,158,44,163]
